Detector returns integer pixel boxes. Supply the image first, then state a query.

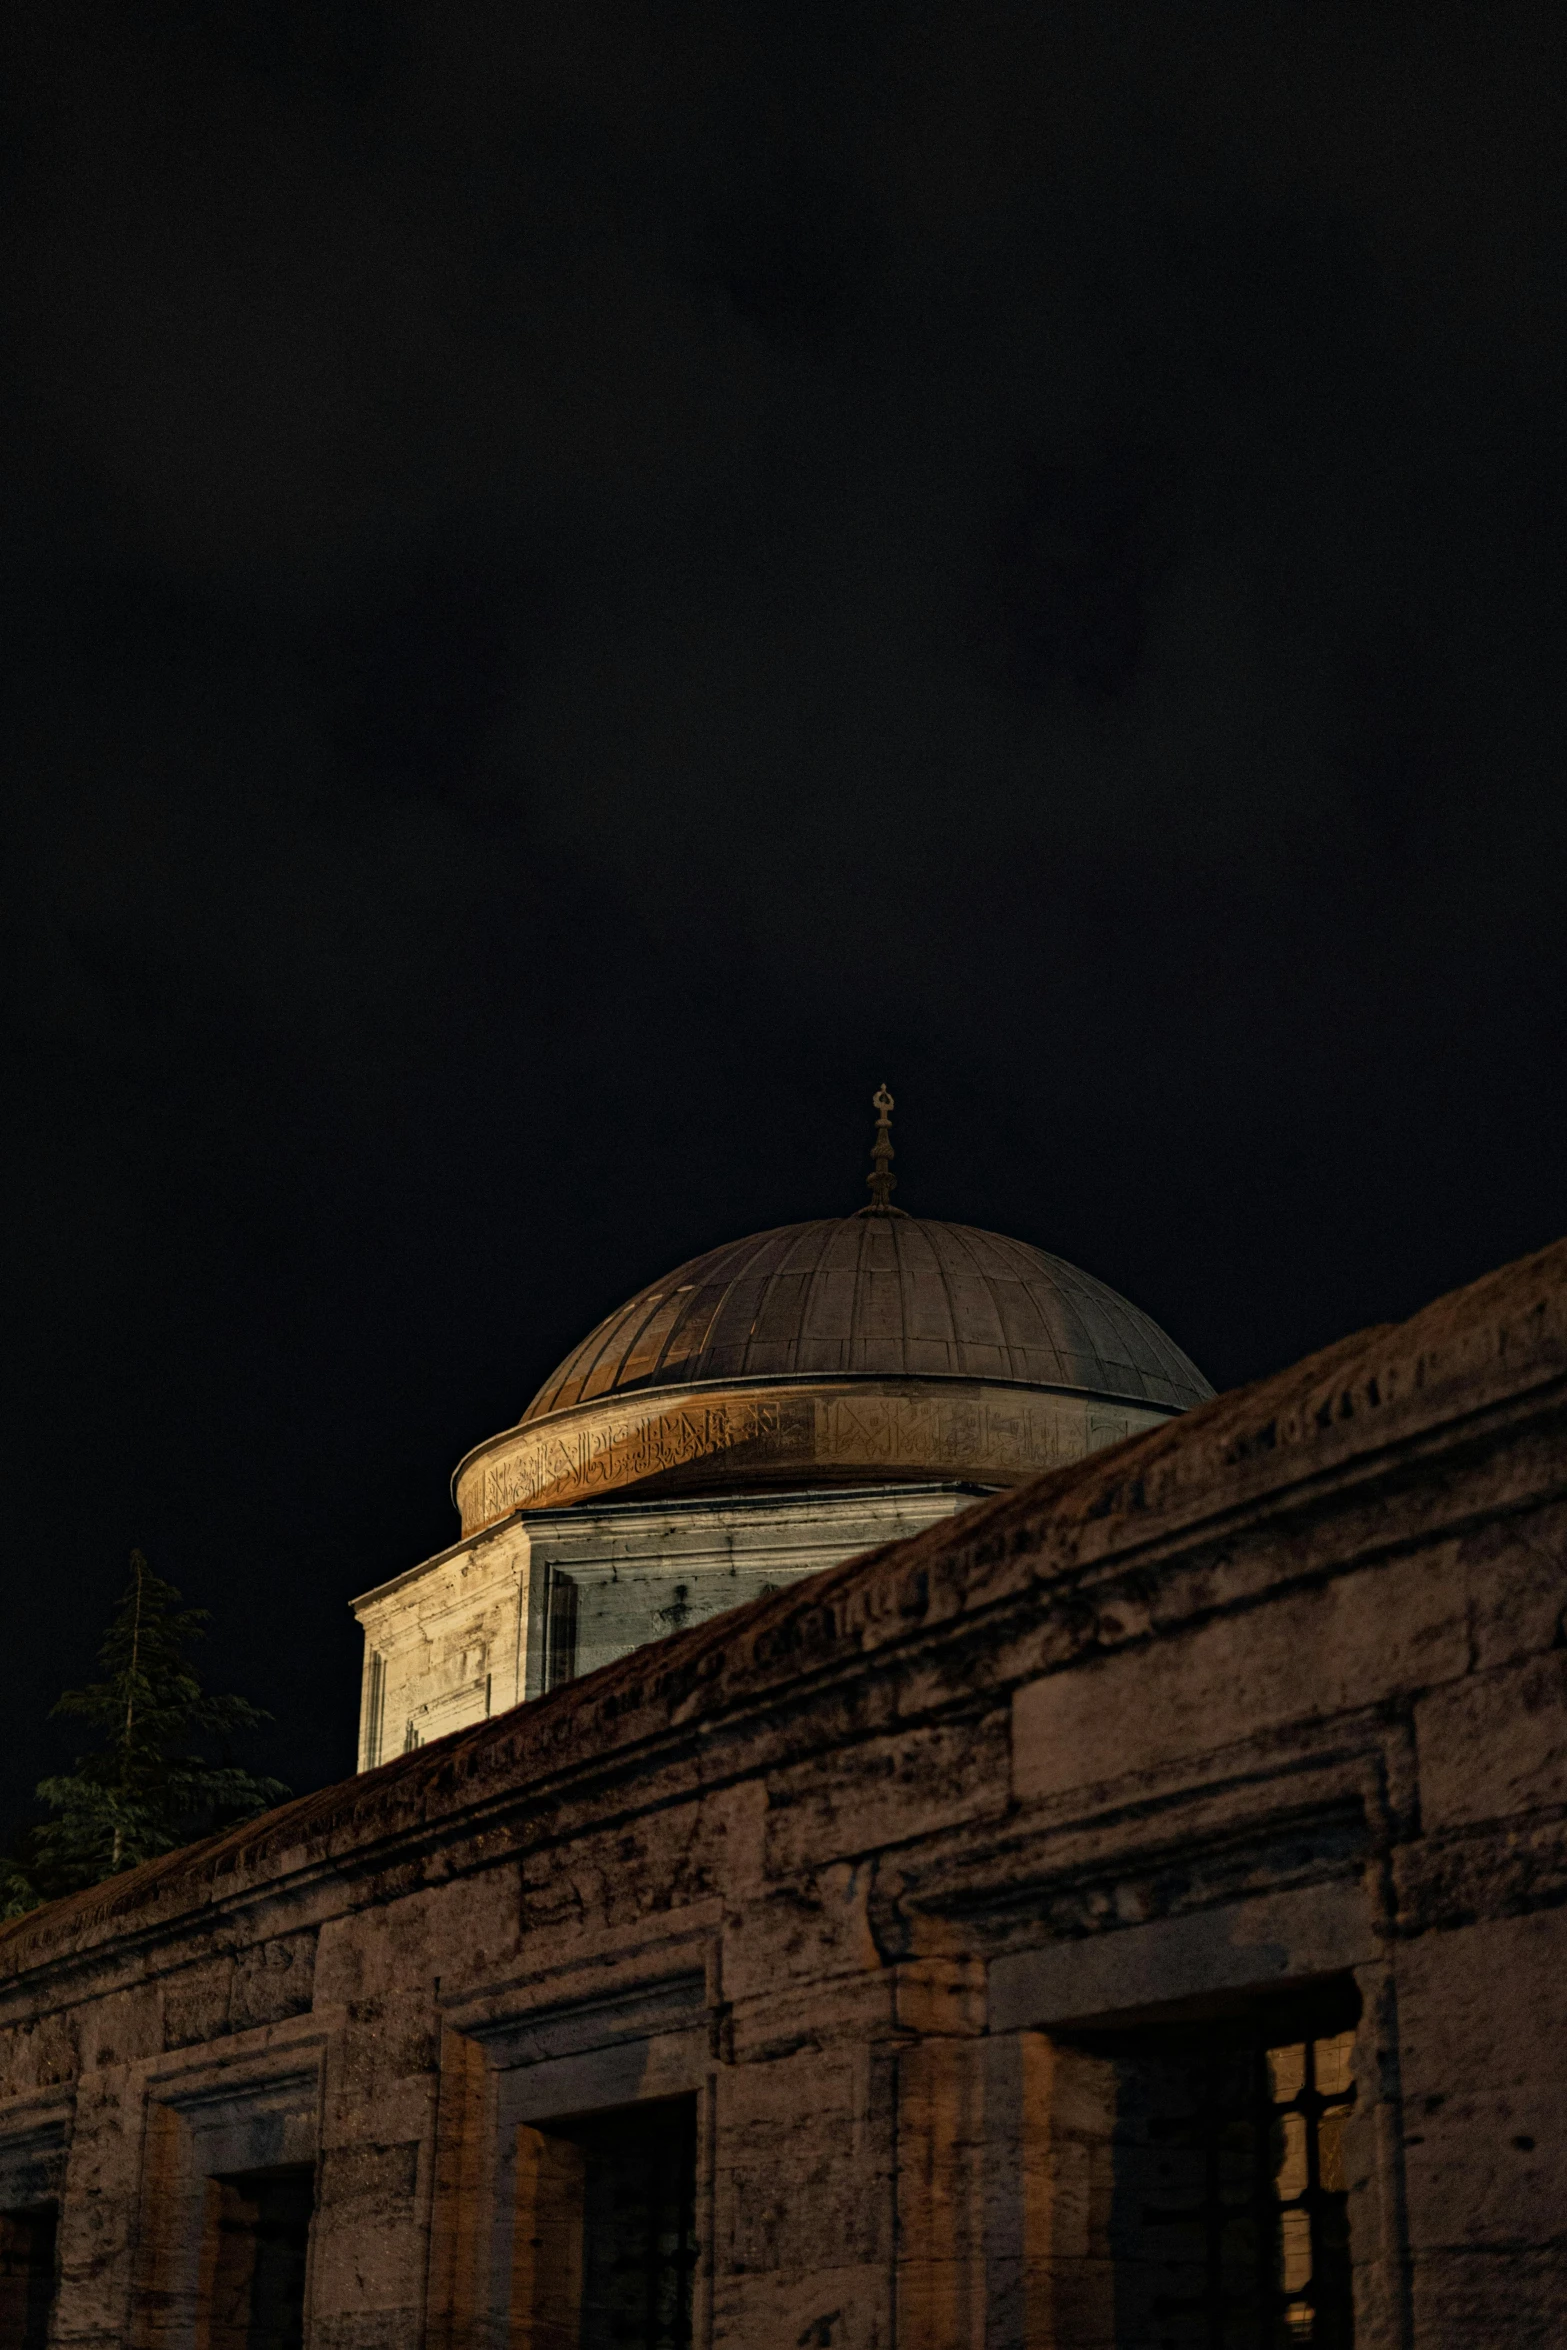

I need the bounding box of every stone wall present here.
[352,1484,984,1769]
[5,1238,1567,2347]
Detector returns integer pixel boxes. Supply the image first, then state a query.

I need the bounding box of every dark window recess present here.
[203,2165,315,2350]
[518,2096,698,2350]
[364,1649,386,1765]
[545,1570,579,1692]
[0,2204,57,2350]
[1097,1992,1358,2349]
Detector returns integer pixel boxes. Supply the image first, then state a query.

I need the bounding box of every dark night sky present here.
[3,1,1565,1829]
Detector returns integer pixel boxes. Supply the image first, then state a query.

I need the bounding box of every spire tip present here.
[859,1083,907,1215]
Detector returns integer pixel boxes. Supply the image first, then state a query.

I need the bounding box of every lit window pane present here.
[1106,2009,1356,2348]
[1275,2109,1309,2200]
[1318,2107,1350,2195]
[1268,2042,1307,2101]
[1279,2204,1314,2294]
[1316,2030,1356,2100]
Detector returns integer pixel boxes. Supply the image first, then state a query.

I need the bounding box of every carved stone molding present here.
[453,1377,1170,1533]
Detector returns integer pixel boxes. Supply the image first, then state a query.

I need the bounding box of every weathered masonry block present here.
[4,1238,1567,2346]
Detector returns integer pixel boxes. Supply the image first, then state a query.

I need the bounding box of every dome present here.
[455,1211,1211,1530]
[523,1216,1212,1423]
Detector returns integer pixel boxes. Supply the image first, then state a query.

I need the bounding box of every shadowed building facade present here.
[3,1212,1567,2346]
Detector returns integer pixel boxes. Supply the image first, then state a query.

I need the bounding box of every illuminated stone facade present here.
[355,1376,1165,1771]
[2,1238,1565,2347]
[353,1482,988,1769]
[354,1210,1201,1767]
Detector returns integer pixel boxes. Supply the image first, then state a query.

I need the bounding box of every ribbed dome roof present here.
[523,1217,1211,1424]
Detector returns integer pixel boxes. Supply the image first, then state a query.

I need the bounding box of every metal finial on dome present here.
[859,1083,906,1216]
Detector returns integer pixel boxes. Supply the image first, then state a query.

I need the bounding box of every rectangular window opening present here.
[364,1650,387,1768]
[200,2163,315,2350]
[0,2203,58,2350]
[513,2094,697,2350]
[545,1570,579,1693]
[1074,1981,1360,2350]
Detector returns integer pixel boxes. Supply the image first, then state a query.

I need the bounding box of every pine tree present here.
[1,1551,289,1916]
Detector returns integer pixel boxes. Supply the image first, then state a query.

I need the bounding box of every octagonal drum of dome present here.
[453,1216,1212,1534]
